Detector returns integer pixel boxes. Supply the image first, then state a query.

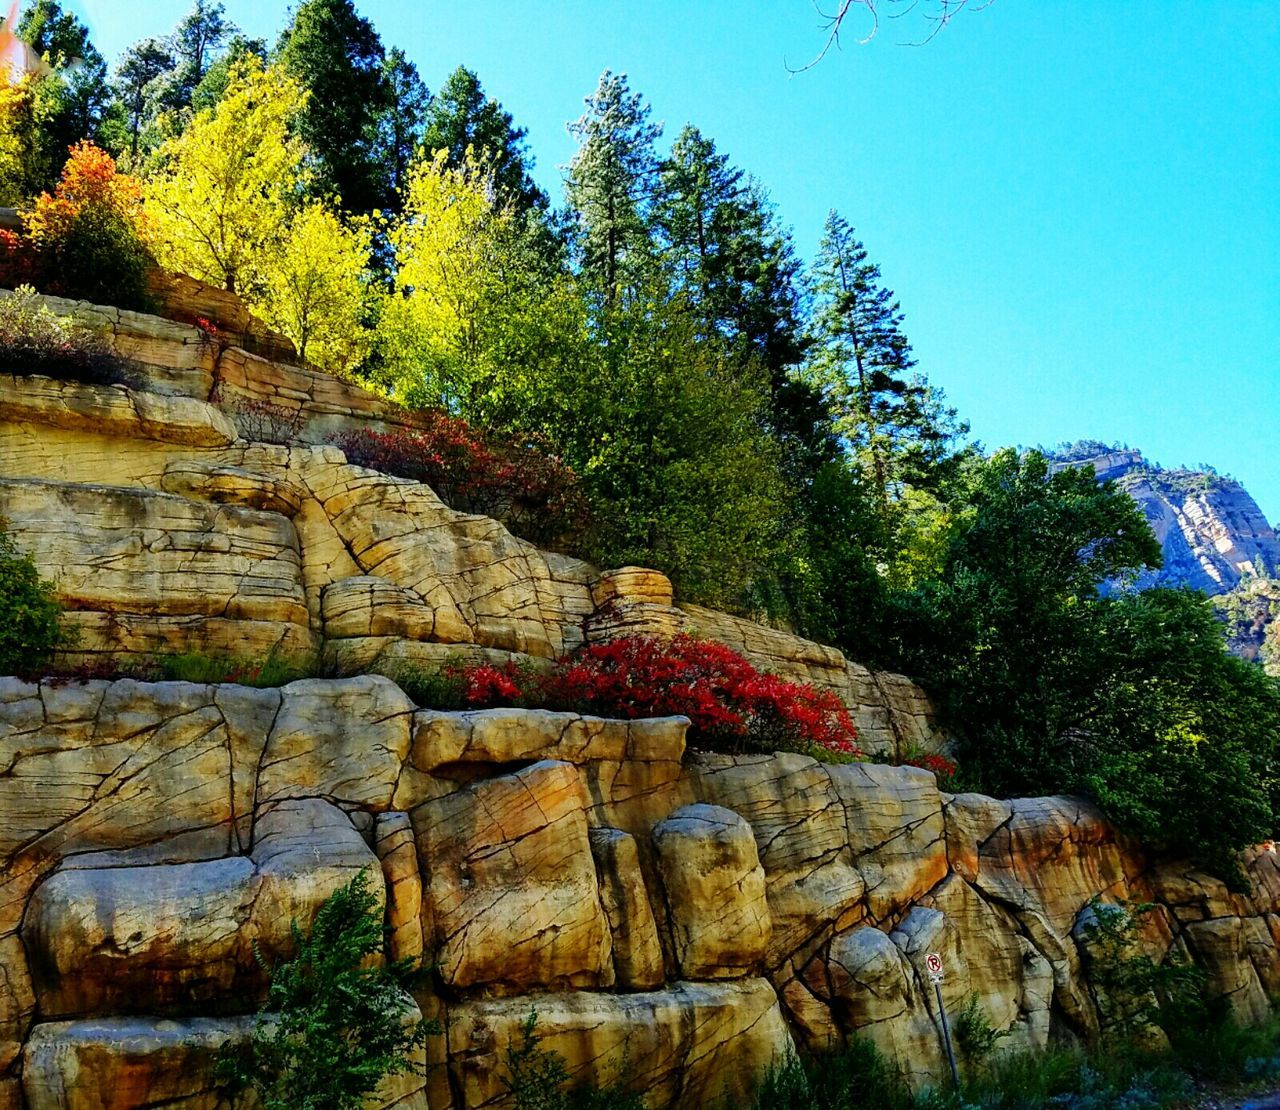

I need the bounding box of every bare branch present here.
[787,0,993,72]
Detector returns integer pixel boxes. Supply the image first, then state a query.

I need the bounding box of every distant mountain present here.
[1046,441,1280,675]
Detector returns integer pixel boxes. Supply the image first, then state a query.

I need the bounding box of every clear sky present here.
[76,0,1280,522]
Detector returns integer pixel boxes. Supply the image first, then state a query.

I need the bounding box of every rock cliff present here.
[1047,442,1280,594]
[3,678,1279,1108]
[2,294,1279,1108]
[0,288,944,761]
[1049,442,1280,668]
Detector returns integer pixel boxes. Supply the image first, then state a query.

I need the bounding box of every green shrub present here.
[154,649,314,687]
[1078,899,1207,1043]
[750,1040,915,1110]
[21,142,154,312]
[953,994,1009,1066]
[501,1009,643,1110]
[0,523,63,675]
[890,450,1280,882]
[0,285,140,387]
[214,871,435,1110]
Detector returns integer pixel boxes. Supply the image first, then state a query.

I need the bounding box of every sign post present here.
[925,952,960,1090]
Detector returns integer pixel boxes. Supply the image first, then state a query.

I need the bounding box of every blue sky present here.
[77,0,1280,522]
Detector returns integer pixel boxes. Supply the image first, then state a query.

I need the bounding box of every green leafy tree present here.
[144,56,308,296]
[276,0,389,214]
[214,870,434,1110]
[0,523,64,675]
[0,79,39,205]
[565,71,661,304]
[12,0,112,190]
[893,449,1280,879]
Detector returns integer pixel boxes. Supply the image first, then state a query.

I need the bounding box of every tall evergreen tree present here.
[654,125,828,473]
[189,35,266,113]
[565,71,661,304]
[807,209,966,506]
[276,0,389,214]
[377,47,429,203]
[112,38,174,159]
[168,0,236,107]
[13,0,111,187]
[421,66,548,218]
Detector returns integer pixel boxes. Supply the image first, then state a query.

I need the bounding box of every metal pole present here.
[935,979,961,1090]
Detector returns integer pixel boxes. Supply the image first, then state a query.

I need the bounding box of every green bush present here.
[214,871,435,1110]
[1078,899,1208,1042]
[154,649,314,687]
[0,523,63,675]
[0,285,140,387]
[751,1040,915,1110]
[889,449,1280,882]
[501,1009,643,1110]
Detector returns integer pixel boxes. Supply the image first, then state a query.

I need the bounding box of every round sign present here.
[925,953,943,975]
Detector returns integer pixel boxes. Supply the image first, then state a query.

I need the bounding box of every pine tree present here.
[565,71,662,304]
[807,209,966,507]
[277,0,389,214]
[112,38,174,159]
[421,66,549,219]
[377,47,429,204]
[168,0,236,107]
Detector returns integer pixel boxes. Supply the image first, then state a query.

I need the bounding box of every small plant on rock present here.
[0,285,140,388]
[0,522,64,675]
[501,1009,643,1110]
[954,993,1010,1067]
[214,870,435,1110]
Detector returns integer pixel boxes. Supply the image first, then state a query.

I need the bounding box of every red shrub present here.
[13,143,153,310]
[334,417,591,550]
[903,751,958,788]
[432,634,861,760]
[0,229,41,288]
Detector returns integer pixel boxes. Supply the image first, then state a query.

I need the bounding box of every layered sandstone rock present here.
[3,680,1280,1109]
[3,292,1277,1109]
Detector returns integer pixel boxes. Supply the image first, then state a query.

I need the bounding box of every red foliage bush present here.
[8,143,153,310]
[0,229,40,288]
[902,751,958,788]
[425,635,861,760]
[334,416,591,550]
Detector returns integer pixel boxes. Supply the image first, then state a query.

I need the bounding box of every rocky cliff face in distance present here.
[1047,441,1280,669]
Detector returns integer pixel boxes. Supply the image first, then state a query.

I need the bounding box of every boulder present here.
[257,676,414,809]
[589,827,665,990]
[412,760,613,994]
[376,812,426,965]
[161,460,304,516]
[691,752,864,967]
[825,926,943,1086]
[447,979,792,1108]
[829,762,949,923]
[21,799,378,1018]
[652,804,770,979]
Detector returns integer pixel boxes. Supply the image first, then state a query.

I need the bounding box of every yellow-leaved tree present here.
[142,56,374,373]
[258,202,373,372]
[144,56,307,296]
[381,148,517,408]
[0,79,37,206]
